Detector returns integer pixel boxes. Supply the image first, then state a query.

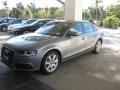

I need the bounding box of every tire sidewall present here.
[41,51,60,74]
[1,26,7,32]
[94,40,102,54]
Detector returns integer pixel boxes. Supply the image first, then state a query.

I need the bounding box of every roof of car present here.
[48,20,92,23]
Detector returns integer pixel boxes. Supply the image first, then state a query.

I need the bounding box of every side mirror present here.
[67,32,79,37]
[71,32,79,36]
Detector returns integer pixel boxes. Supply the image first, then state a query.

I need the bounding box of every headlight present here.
[19,50,37,56]
[8,26,13,30]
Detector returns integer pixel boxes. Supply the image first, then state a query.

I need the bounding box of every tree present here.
[49,7,58,18]
[37,9,46,18]
[0,9,6,17]
[107,5,120,19]
[9,3,24,18]
[55,8,64,19]
[10,8,21,18]
[23,7,33,19]
[16,3,24,18]
[3,0,9,17]
[103,15,119,28]
[27,3,36,18]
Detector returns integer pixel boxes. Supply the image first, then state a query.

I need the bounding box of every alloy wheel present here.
[45,54,59,73]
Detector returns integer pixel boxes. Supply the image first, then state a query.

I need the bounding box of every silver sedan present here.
[1,21,104,74]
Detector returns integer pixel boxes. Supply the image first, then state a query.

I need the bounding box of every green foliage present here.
[9,3,24,18]
[103,15,119,29]
[0,1,64,19]
[55,8,64,19]
[107,5,120,19]
[49,7,59,18]
[8,5,63,19]
[37,9,46,18]
[23,7,33,19]
[10,8,21,18]
[84,6,106,20]
[0,9,6,17]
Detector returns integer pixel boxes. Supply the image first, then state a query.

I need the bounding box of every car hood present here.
[3,33,59,50]
[10,23,24,27]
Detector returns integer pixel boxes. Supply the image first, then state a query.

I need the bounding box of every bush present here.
[103,15,119,29]
[119,21,120,26]
[93,20,103,27]
[88,18,94,23]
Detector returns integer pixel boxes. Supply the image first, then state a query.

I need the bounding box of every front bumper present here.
[1,47,42,71]
[7,29,15,34]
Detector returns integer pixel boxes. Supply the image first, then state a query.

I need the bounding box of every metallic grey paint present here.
[1,21,104,71]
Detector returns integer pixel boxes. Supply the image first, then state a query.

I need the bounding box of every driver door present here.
[65,22,87,58]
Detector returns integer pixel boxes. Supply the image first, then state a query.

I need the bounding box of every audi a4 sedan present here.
[1,21,104,74]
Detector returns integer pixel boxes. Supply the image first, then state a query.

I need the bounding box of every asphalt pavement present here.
[0,28,120,90]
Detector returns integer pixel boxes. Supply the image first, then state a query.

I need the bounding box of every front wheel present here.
[41,51,60,74]
[93,40,102,54]
[1,26,7,32]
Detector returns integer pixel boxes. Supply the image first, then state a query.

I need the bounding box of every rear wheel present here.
[93,40,102,54]
[41,51,60,74]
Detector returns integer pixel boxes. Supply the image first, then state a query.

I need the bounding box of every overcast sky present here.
[0,0,118,9]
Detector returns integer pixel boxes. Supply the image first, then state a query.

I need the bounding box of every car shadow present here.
[0,61,55,90]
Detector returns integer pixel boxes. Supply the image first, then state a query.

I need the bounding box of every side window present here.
[69,23,83,35]
[83,22,94,33]
[37,21,44,26]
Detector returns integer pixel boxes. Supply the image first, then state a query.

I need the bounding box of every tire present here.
[1,26,7,32]
[93,40,102,54]
[13,31,20,36]
[40,51,60,74]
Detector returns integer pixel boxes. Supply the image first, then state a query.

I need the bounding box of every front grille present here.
[1,47,14,64]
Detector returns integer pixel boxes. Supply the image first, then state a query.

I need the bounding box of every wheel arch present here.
[42,49,62,63]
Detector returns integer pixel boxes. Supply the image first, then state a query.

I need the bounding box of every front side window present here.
[69,22,83,36]
[36,21,47,26]
[25,20,36,24]
[83,22,94,33]
[11,20,22,24]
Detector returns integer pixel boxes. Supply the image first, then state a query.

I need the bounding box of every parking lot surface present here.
[0,28,120,90]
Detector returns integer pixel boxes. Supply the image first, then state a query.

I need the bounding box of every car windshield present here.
[35,22,72,36]
[25,20,36,24]
[0,19,12,23]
